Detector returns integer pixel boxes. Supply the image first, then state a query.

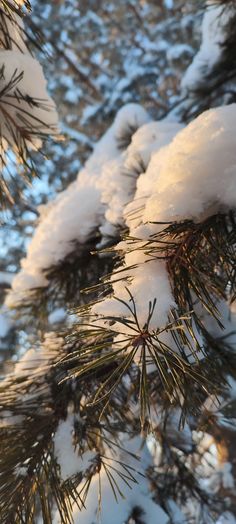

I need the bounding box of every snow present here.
[54,416,96,480]
[2,4,236,522]
[0,50,58,150]
[200,299,236,349]
[165,500,186,524]
[2,4,236,524]
[53,435,169,524]
[216,513,236,524]
[8,102,236,367]
[7,0,26,6]
[70,472,169,524]
[6,103,150,307]
[167,43,193,64]
[0,306,12,338]
[48,307,66,324]
[140,104,236,224]
[89,122,181,333]
[99,120,182,241]
[0,271,14,285]
[220,462,234,490]
[92,256,175,335]
[0,410,23,428]
[199,460,234,494]
[91,104,236,363]
[190,431,235,497]
[126,120,183,169]
[0,5,27,53]
[181,3,233,91]
[164,0,173,9]
[13,331,63,378]
[147,407,193,456]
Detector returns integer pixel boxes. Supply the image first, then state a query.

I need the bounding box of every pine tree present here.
[0,1,236,523]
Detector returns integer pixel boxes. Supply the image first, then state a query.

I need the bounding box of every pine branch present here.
[0,63,58,205]
[57,211,236,427]
[124,211,236,329]
[1,1,31,16]
[0,335,144,523]
[0,345,72,523]
[0,2,46,56]
[58,303,225,428]
[11,239,115,329]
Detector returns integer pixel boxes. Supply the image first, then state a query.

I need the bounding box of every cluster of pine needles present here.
[0,206,235,521]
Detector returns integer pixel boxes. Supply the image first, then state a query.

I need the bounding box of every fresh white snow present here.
[7,103,236,367]
[54,415,97,480]
[92,105,236,360]
[182,3,233,91]
[0,51,58,150]
[53,434,169,524]
[6,103,150,306]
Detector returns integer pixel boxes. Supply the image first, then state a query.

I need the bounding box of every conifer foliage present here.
[0,1,236,524]
[0,0,58,204]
